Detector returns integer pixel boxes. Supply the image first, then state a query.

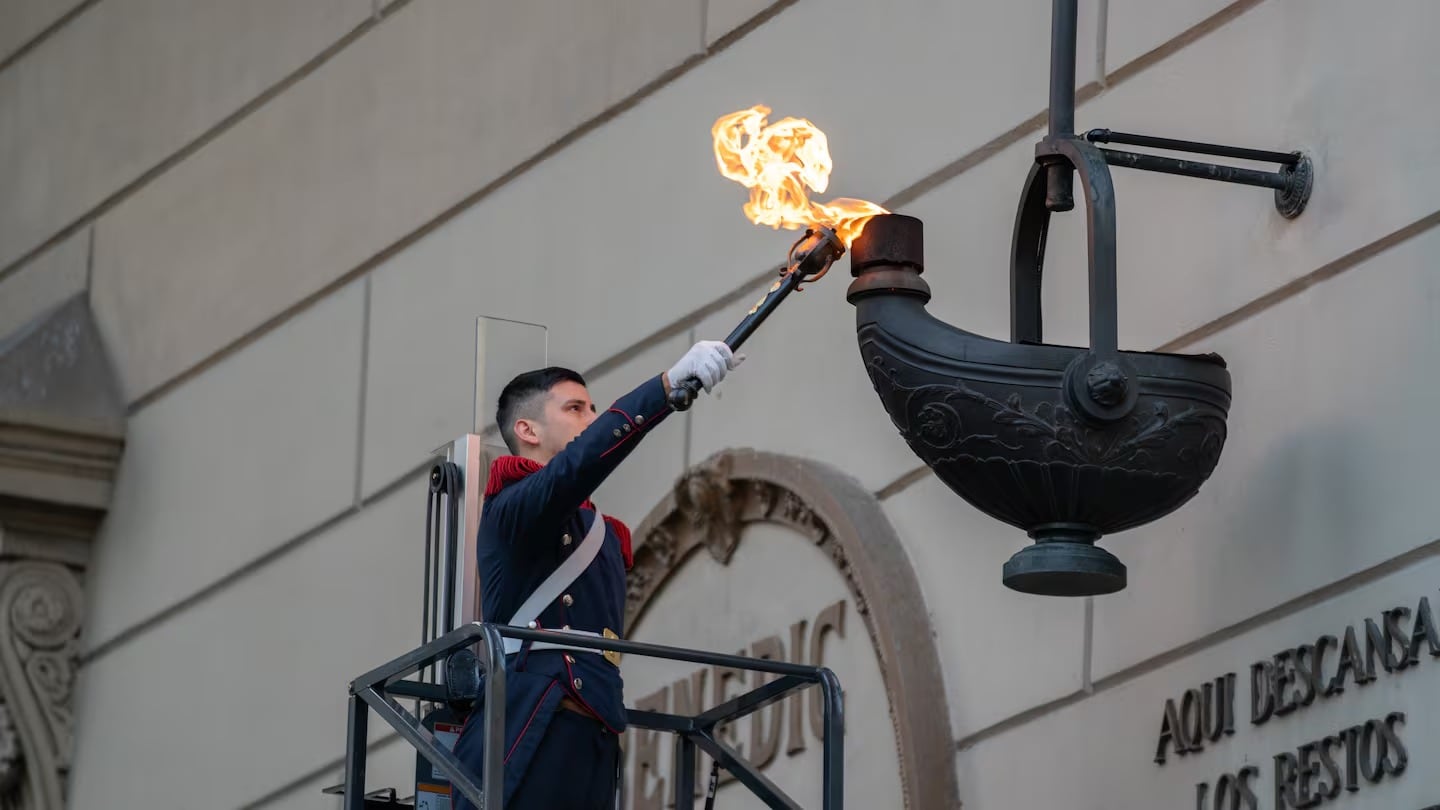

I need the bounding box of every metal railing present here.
[343,622,845,809]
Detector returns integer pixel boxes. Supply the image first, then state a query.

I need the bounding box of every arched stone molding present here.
[626,449,960,810]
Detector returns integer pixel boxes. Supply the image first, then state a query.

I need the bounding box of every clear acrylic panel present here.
[472,315,548,458]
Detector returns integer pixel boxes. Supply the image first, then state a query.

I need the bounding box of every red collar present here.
[484,455,545,497]
[485,455,633,570]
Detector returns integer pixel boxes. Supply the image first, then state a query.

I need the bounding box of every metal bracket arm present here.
[1083,128,1313,218]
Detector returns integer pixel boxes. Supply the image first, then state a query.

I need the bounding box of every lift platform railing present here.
[344,622,845,810]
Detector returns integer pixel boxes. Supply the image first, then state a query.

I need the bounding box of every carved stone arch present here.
[625,449,960,810]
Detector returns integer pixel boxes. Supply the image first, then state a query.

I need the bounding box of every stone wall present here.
[1,1,1435,807]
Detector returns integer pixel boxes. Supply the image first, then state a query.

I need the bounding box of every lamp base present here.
[1002,524,1127,597]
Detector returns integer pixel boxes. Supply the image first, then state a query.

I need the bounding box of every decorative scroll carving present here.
[0,562,84,810]
[626,449,958,810]
[0,294,117,810]
[0,703,20,795]
[671,453,740,565]
[862,349,1228,537]
[625,462,843,631]
[868,356,1226,472]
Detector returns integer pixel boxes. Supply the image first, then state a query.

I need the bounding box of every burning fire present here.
[712,105,887,248]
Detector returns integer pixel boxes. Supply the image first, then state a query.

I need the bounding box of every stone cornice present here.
[0,295,124,519]
[0,293,123,808]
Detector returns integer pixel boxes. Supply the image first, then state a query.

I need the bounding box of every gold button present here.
[562,625,571,631]
[562,594,574,606]
[565,655,575,664]
[526,621,537,629]
[635,414,645,425]
[572,678,583,690]
[562,533,572,546]
[622,423,631,433]
[612,428,622,437]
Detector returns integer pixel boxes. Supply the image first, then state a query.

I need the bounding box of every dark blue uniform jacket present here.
[452,373,673,806]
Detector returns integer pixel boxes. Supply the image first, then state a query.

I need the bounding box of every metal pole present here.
[361,688,490,806]
[500,626,828,676]
[384,680,451,702]
[1098,148,1291,190]
[675,734,698,810]
[667,228,842,411]
[818,668,846,810]
[478,625,506,807]
[343,696,368,810]
[689,732,801,810]
[1045,0,1079,211]
[1085,129,1300,166]
[1048,0,1077,138]
[480,624,507,810]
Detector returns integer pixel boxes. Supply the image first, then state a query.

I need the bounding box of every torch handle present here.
[667,378,706,411]
[666,274,801,411]
[667,229,843,412]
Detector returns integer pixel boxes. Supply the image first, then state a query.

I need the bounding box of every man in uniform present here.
[451,340,743,809]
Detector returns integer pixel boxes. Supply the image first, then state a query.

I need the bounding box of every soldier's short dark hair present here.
[496,366,587,453]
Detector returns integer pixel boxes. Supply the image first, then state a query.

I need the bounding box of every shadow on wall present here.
[1178,417,1369,635]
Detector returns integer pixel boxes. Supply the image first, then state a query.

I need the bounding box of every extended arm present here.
[488,341,742,543]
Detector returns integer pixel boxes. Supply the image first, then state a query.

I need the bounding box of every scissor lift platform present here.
[335,622,845,809]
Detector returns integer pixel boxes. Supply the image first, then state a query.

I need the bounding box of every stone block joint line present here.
[83,0,1291,667]
[119,0,1249,415]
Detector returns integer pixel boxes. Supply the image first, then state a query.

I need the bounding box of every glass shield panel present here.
[472,315,548,458]
[424,316,547,638]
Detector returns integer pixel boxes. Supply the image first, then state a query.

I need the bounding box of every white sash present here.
[502,510,610,657]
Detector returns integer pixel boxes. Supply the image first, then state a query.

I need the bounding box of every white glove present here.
[666,340,745,393]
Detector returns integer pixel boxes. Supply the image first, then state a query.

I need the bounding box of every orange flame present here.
[713,105,887,248]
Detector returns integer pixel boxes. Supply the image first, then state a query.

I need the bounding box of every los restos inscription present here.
[1153,592,1440,809]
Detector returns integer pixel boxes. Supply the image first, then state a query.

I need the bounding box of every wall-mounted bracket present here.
[1084,129,1313,219]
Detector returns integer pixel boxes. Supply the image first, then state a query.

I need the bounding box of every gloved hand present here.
[665,340,745,394]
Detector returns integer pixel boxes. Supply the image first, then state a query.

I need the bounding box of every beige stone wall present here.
[626,522,904,808]
[1,0,1435,807]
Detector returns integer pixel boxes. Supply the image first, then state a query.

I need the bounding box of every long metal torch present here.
[667,226,846,411]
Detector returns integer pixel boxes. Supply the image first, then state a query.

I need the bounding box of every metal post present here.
[427,436,486,651]
[343,695,368,810]
[361,688,490,805]
[674,734,697,810]
[1045,0,1079,211]
[479,623,507,810]
[689,732,801,810]
[1085,129,1301,166]
[818,669,845,810]
[1048,0,1077,137]
[1099,148,1291,190]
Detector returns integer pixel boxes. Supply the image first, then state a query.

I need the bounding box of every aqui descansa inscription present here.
[1152,594,1440,808]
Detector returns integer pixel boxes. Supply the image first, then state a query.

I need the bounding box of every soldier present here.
[451,340,744,809]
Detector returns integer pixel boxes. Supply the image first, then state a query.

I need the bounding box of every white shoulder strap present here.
[504,510,608,637]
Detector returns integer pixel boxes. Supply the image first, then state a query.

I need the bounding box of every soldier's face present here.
[535,381,598,460]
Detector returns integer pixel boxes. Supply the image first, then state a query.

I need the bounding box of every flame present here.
[712,105,887,248]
